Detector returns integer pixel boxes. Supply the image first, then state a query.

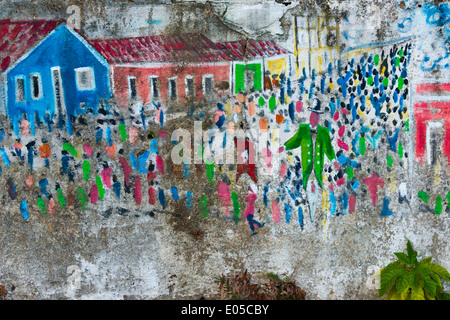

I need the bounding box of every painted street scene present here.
[0,0,449,301]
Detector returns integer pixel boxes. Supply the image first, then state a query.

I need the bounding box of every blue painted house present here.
[1,20,111,135]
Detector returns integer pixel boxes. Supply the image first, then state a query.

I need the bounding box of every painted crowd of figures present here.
[0,16,449,235]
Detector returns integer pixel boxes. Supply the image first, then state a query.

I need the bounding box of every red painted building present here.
[414,80,450,165]
[89,34,232,107]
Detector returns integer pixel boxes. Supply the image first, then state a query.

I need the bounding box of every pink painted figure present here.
[156,155,165,175]
[215,109,225,124]
[48,198,56,215]
[349,194,356,213]
[83,143,93,157]
[119,156,132,188]
[25,174,33,190]
[280,162,287,179]
[244,192,264,236]
[261,147,272,175]
[296,100,303,113]
[101,166,113,189]
[134,176,142,206]
[217,181,231,216]
[272,200,281,223]
[129,126,139,144]
[90,184,99,204]
[20,119,30,135]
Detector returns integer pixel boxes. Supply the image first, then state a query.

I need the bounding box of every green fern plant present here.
[379,239,450,300]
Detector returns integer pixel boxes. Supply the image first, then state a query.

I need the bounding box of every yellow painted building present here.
[266,57,288,79]
[294,15,340,78]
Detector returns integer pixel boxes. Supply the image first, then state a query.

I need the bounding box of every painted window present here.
[75,67,95,91]
[149,75,159,99]
[51,67,65,115]
[203,75,214,96]
[235,64,262,94]
[185,76,195,97]
[128,76,137,99]
[30,73,43,100]
[244,70,255,92]
[15,76,25,102]
[426,121,443,165]
[169,77,177,100]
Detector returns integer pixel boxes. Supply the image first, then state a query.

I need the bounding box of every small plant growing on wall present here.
[379,239,450,300]
[217,269,306,300]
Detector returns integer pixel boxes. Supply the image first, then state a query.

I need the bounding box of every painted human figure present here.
[244,193,264,236]
[363,172,385,206]
[234,137,257,183]
[60,150,75,181]
[284,98,336,222]
[215,103,226,129]
[25,141,36,173]
[13,139,23,162]
[39,139,51,168]
[284,98,335,190]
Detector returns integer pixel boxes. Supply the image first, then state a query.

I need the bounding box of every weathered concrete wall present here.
[0,0,449,300]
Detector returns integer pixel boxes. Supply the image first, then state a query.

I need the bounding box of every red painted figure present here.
[362,172,384,206]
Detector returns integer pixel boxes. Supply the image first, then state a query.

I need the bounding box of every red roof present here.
[89,34,232,64]
[0,19,290,69]
[0,19,64,72]
[215,40,288,60]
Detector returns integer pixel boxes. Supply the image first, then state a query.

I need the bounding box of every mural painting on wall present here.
[0,1,448,237]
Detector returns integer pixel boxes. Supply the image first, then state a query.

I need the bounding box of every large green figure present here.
[284,123,335,189]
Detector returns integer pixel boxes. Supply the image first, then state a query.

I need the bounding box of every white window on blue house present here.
[75,67,95,91]
[15,76,25,102]
[30,73,43,100]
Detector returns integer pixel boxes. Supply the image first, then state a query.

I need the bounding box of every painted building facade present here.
[2,20,111,135]
[89,34,232,107]
[294,15,340,77]
[215,40,293,94]
[414,79,450,165]
[0,19,64,116]
[1,21,291,124]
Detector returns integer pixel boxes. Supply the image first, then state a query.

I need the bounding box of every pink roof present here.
[215,40,288,60]
[89,34,232,64]
[0,19,64,72]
